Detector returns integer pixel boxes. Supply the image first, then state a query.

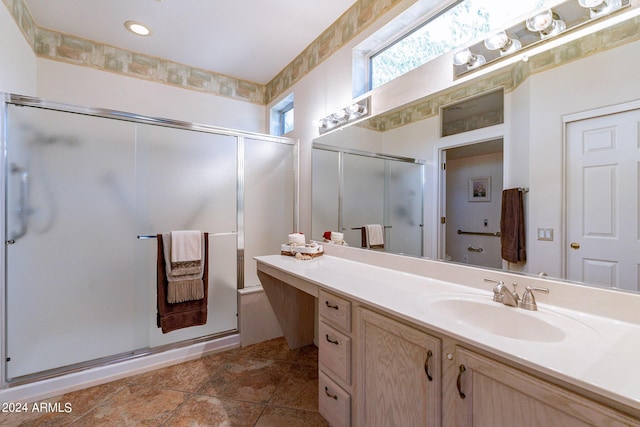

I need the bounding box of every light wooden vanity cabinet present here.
[356,307,441,427]
[446,346,639,427]
[318,289,352,427]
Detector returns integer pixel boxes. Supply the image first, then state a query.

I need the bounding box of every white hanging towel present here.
[365,224,385,249]
[170,230,202,262]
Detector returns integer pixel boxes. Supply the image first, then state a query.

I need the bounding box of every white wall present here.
[0,4,36,95]
[36,59,265,132]
[526,40,640,278]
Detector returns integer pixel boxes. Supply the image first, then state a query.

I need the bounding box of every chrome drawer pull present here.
[325,334,339,345]
[325,300,339,309]
[324,386,338,400]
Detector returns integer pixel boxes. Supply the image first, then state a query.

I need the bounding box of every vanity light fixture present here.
[484,31,522,56]
[525,8,566,39]
[452,48,486,70]
[578,0,622,18]
[318,98,370,134]
[452,0,629,78]
[124,20,152,36]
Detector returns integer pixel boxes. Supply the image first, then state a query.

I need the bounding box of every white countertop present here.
[255,252,640,413]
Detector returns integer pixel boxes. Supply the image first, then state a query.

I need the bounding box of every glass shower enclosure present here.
[1,94,297,385]
[311,144,424,257]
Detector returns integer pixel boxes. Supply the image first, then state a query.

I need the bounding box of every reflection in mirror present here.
[443,140,504,269]
[312,8,640,293]
[312,144,424,257]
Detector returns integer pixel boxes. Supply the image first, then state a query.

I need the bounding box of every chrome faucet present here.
[484,279,520,307]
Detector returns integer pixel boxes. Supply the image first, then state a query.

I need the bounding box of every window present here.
[368,0,555,89]
[270,93,294,136]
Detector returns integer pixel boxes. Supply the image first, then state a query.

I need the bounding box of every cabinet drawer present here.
[319,290,351,332]
[319,321,351,384]
[319,370,351,427]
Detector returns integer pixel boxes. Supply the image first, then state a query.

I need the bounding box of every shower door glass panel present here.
[243,138,294,288]
[311,149,339,241]
[343,154,385,247]
[5,106,138,379]
[135,124,238,347]
[388,161,423,257]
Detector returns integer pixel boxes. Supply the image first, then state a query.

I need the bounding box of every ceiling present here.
[23,0,356,84]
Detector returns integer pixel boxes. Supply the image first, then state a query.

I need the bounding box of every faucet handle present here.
[519,286,550,311]
[484,278,505,303]
[511,283,520,304]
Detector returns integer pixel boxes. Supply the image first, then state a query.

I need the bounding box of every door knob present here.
[570,242,580,249]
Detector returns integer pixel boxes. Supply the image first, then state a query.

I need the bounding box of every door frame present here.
[434,125,507,262]
[562,98,640,280]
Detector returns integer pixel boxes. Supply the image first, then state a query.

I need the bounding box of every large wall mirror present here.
[311,7,640,294]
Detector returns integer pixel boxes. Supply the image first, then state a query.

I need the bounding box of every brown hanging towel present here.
[500,189,526,263]
[156,232,208,333]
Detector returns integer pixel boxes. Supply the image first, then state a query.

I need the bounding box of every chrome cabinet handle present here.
[325,334,339,345]
[424,350,433,382]
[457,364,466,399]
[324,386,338,400]
[325,300,339,309]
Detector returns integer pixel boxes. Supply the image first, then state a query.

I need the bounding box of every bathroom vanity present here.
[256,245,640,426]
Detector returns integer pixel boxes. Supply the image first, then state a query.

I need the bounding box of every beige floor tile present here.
[166,394,265,427]
[0,340,329,427]
[254,406,329,427]
[72,385,187,426]
[270,363,319,411]
[198,357,291,404]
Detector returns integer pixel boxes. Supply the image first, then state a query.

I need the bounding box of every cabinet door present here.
[356,308,441,427]
[451,347,639,427]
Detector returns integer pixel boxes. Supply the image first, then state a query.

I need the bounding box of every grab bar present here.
[457,229,500,237]
[137,231,237,239]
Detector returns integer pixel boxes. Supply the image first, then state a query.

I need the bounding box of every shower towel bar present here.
[350,226,392,230]
[457,229,501,237]
[137,232,237,239]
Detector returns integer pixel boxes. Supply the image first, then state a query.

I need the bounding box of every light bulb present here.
[484,31,522,56]
[453,48,472,66]
[526,9,565,38]
[578,0,622,18]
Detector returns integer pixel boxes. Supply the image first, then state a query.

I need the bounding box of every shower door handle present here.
[11,164,30,241]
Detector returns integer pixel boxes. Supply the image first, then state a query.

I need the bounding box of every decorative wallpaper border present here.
[3,0,639,116]
[2,0,400,106]
[2,0,265,104]
[263,0,404,104]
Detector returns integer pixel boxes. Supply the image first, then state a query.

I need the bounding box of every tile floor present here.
[0,337,329,426]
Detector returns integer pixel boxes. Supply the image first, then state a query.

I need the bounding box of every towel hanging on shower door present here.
[156,232,208,333]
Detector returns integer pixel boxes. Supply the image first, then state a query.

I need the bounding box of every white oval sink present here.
[427,294,596,343]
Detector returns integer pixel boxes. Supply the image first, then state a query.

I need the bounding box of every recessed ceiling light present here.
[124,20,151,36]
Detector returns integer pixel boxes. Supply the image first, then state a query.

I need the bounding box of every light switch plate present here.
[537,228,553,241]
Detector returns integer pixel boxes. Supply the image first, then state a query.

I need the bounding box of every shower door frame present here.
[0,93,298,387]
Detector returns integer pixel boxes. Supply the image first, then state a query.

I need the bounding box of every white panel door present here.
[567,109,640,291]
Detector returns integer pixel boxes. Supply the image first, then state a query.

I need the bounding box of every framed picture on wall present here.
[469,176,491,202]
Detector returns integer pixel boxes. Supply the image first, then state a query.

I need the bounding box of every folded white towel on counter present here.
[365,224,385,248]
